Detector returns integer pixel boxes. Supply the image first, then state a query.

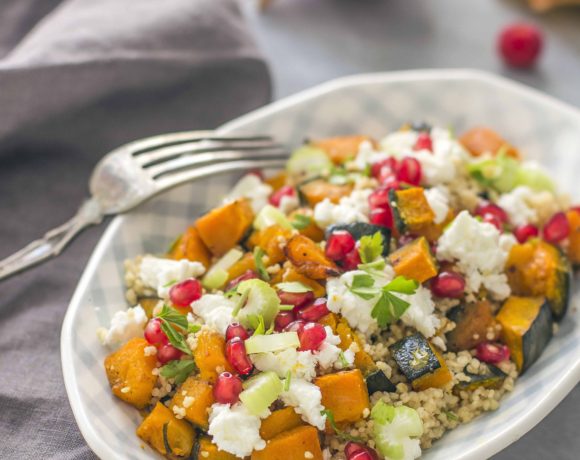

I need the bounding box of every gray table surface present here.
[241,0,580,458]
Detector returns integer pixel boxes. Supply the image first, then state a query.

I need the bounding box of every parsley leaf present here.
[156,305,189,330]
[348,273,379,300]
[358,232,384,264]
[253,247,270,282]
[159,358,197,385]
[385,276,419,294]
[291,214,312,230]
[321,409,363,442]
[276,281,313,293]
[187,323,201,334]
[159,320,192,355]
[370,276,419,328]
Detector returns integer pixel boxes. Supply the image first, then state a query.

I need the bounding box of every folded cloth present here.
[0,1,270,458]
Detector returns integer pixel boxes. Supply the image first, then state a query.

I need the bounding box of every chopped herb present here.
[159,358,197,385]
[253,247,270,282]
[253,315,266,335]
[162,423,173,455]
[279,304,295,311]
[362,163,372,177]
[187,323,201,334]
[224,286,238,298]
[358,232,384,264]
[156,305,188,330]
[348,273,378,300]
[338,351,349,368]
[357,258,386,272]
[276,281,313,293]
[162,279,177,288]
[444,410,459,421]
[159,320,192,355]
[284,371,292,391]
[232,289,249,317]
[321,409,363,442]
[291,214,312,230]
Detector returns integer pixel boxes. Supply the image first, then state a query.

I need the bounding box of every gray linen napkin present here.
[0,0,271,458]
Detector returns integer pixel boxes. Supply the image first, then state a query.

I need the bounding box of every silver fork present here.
[0,131,288,281]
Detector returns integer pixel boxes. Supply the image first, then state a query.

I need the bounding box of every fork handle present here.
[0,199,103,281]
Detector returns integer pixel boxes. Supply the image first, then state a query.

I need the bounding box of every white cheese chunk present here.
[313,189,372,229]
[225,174,272,214]
[190,294,235,336]
[139,256,205,298]
[281,379,327,430]
[97,305,147,347]
[424,186,450,224]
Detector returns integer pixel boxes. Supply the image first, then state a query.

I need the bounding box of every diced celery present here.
[275,281,313,293]
[245,332,300,354]
[515,163,555,193]
[371,401,423,460]
[202,248,243,289]
[239,371,283,416]
[227,174,264,200]
[235,279,281,330]
[254,205,293,231]
[286,145,332,182]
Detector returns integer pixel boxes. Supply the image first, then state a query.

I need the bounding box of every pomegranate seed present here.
[225,270,258,291]
[413,132,433,152]
[482,213,503,231]
[345,442,379,460]
[431,271,466,299]
[380,175,401,190]
[225,337,253,375]
[144,318,169,346]
[397,157,422,186]
[278,290,315,307]
[571,206,580,215]
[543,212,570,244]
[368,187,390,210]
[371,157,398,180]
[213,372,243,404]
[269,185,296,207]
[299,322,327,351]
[370,207,394,229]
[297,298,330,322]
[514,224,539,243]
[342,248,362,271]
[498,23,543,68]
[475,203,508,223]
[157,344,183,364]
[226,322,250,341]
[325,230,356,261]
[476,342,510,364]
[398,234,416,247]
[284,320,306,335]
[274,311,296,332]
[169,278,202,307]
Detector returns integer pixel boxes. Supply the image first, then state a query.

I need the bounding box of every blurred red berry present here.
[498,23,543,68]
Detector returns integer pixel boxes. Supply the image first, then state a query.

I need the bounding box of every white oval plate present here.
[62,69,580,460]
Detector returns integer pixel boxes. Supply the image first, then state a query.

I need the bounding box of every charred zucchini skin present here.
[389,333,441,381]
[389,188,407,234]
[365,369,397,395]
[326,223,391,255]
[453,365,507,393]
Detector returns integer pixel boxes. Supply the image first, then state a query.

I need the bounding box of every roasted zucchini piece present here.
[326,222,391,256]
[298,179,352,207]
[505,239,571,321]
[193,436,237,460]
[390,333,452,391]
[195,199,254,256]
[365,369,396,395]
[446,300,497,351]
[496,296,553,372]
[312,135,377,165]
[259,407,305,440]
[251,426,323,460]
[104,338,157,409]
[170,377,214,430]
[453,364,507,393]
[168,225,212,268]
[137,402,196,457]
[284,234,340,280]
[389,187,435,235]
[315,369,370,423]
[389,236,438,283]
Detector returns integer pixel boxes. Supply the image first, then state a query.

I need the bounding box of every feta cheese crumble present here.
[97,305,148,347]
[424,186,450,224]
[225,174,273,213]
[437,211,516,300]
[313,189,372,229]
[190,294,236,336]
[398,286,440,338]
[497,186,538,227]
[139,256,205,298]
[251,348,317,381]
[279,193,300,215]
[208,403,265,458]
[280,379,326,430]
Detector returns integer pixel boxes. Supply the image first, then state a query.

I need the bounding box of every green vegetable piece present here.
[235,279,281,330]
[371,402,423,460]
[240,371,283,416]
[202,248,244,289]
[254,205,293,231]
[245,332,300,354]
[286,145,333,182]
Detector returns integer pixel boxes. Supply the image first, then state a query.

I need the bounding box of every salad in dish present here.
[98,124,578,460]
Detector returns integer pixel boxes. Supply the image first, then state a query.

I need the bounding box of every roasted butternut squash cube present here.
[289,208,325,242]
[194,436,238,459]
[284,234,340,280]
[496,296,553,372]
[169,225,212,268]
[170,377,214,429]
[251,426,323,460]
[227,253,256,282]
[299,179,352,207]
[194,330,233,383]
[265,171,288,191]
[390,188,436,235]
[312,135,377,164]
[270,265,326,298]
[195,199,254,256]
[137,402,196,457]
[259,407,305,440]
[250,224,294,265]
[459,126,519,158]
[104,338,157,409]
[315,369,370,423]
[389,236,438,283]
[566,210,580,266]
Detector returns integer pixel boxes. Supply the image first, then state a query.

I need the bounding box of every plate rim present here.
[61,68,580,460]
